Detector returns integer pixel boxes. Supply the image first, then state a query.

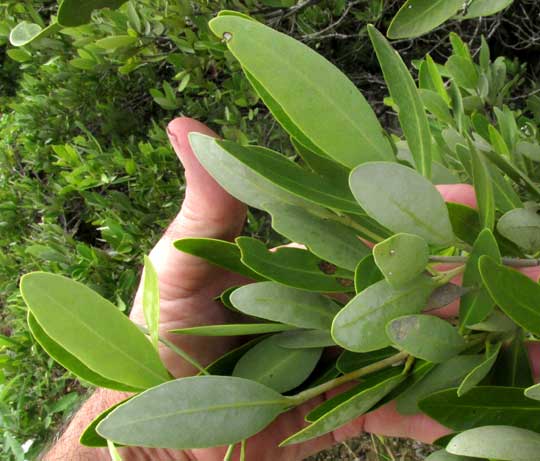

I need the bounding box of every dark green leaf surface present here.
[231,282,340,330]
[457,342,501,396]
[274,330,335,349]
[349,162,454,246]
[80,399,129,447]
[217,140,361,213]
[170,323,296,336]
[332,277,435,352]
[58,0,128,27]
[233,335,322,393]
[396,355,483,414]
[21,273,169,390]
[209,15,394,168]
[497,208,540,254]
[470,147,494,231]
[493,335,533,387]
[27,313,138,392]
[354,254,384,293]
[373,233,429,288]
[479,256,540,335]
[97,376,288,448]
[281,368,404,445]
[267,203,369,271]
[204,337,266,376]
[419,386,540,432]
[387,315,465,363]
[174,238,264,280]
[336,348,396,374]
[387,0,464,39]
[236,237,351,292]
[368,26,432,177]
[447,425,540,461]
[446,203,481,246]
[460,229,501,330]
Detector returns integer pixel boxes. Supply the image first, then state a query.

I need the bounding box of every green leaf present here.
[419,90,453,124]
[463,0,514,19]
[368,26,432,177]
[470,146,495,231]
[236,237,352,293]
[349,162,455,246]
[233,335,322,392]
[387,0,464,39]
[274,330,335,349]
[209,15,394,168]
[292,138,350,186]
[446,56,479,91]
[468,310,516,333]
[95,35,137,50]
[447,203,481,246]
[266,203,370,271]
[386,315,465,362]
[425,55,451,104]
[486,162,523,213]
[189,133,311,211]
[426,283,468,312]
[524,383,540,401]
[497,208,540,254]
[354,254,384,293]
[332,276,435,352]
[460,229,501,330]
[174,238,264,280]
[231,282,340,330]
[395,355,483,414]
[425,450,477,461]
[281,368,405,445]
[479,256,540,335]
[81,399,129,447]
[493,335,533,387]
[419,386,540,432]
[447,425,540,461]
[517,141,540,162]
[97,376,288,448]
[336,347,396,374]
[205,337,266,376]
[457,342,501,396]
[9,21,61,47]
[27,313,138,392]
[216,140,361,213]
[373,233,429,288]
[21,273,169,390]
[142,256,159,350]
[170,323,296,336]
[58,0,128,27]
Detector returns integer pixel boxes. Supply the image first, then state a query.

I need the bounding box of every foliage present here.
[2,0,540,460]
[16,5,540,460]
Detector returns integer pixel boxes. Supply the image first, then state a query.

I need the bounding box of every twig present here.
[429,255,540,267]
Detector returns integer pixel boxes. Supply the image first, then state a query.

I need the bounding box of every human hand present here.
[46,117,540,461]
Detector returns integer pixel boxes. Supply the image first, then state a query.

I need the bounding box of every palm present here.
[121,117,539,461]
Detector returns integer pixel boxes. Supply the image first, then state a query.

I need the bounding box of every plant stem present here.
[429,256,540,267]
[223,444,234,461]
[433,265,466,285]
[287,351,408,406]
[336,214,384,243]
[137,324,209,375]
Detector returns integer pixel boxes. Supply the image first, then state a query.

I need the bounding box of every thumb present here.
[141,118,246,304]
[166,117,247,239]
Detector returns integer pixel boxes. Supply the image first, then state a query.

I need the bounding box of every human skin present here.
[43,117,540,461]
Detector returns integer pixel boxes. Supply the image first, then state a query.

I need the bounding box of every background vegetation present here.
[0,1,538,459]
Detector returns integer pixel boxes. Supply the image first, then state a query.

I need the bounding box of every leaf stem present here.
[433,265,466,285]
[429,256,540,267]
[287,351,408,406]
[223,444,234,461]
[335,214,384,243]
[137,325,209,376]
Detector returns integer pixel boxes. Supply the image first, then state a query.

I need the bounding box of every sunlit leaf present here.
[142,256,160,350]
